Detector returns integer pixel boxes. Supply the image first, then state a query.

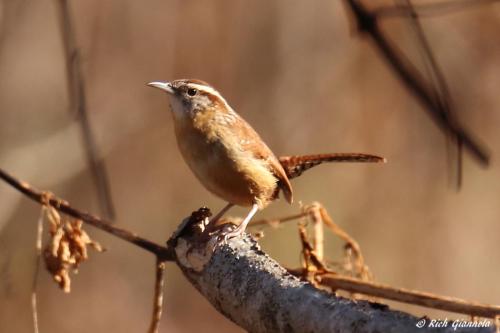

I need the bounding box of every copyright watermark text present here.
[416,318,492,330]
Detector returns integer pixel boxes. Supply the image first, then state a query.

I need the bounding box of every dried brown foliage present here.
[40,194,103,293]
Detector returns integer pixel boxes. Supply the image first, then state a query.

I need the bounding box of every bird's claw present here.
[216,224,243,245]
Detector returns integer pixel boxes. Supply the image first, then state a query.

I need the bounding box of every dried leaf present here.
[41,201,104,293]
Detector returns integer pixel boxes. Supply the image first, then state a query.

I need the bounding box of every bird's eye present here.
[187,88,197,96]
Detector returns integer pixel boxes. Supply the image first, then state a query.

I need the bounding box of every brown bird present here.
[148,79,385,240]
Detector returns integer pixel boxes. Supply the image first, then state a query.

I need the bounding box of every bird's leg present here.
[204,203,234,236]
[221,203,259,242]
[209,202,234,224]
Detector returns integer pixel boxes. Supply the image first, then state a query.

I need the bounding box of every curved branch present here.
[1,166,498,332]
[0,168,173,260]
[55,0,116,219]
[170,217,495,333]
[343,0,490,167]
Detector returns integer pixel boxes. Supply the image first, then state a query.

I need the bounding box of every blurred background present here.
[0,0,499,332]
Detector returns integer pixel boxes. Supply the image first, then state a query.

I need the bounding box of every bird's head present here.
[147,79,231,119]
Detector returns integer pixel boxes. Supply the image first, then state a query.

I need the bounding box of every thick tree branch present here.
[170,221,495,333]
[2,167,498,332]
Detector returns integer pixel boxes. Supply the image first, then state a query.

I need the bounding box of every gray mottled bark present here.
[169,211,494,333]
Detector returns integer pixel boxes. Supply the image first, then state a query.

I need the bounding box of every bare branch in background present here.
[0,168,173,260]
[343,0,491,185]
[396,0,463,186]
[375,0,500,18]
[55,0,115,219]
[30,207,44,333]
[0,167,173,332]
[148,259,166,333]
[1,167,499,331]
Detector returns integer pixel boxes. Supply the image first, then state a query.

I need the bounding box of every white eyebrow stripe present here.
[188,83,235,114]
[188,83,222,98]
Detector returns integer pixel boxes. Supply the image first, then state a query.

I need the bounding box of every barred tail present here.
[278,153,386,179]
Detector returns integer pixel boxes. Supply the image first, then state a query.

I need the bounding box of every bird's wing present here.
[266,155,294,204]
[234,116,293,204]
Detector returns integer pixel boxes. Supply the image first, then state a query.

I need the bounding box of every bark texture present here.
[170,217,494,333]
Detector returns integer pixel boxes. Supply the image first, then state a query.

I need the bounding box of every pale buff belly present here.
[176,130,278,207]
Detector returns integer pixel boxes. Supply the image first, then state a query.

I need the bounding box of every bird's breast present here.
[173,115,278,207]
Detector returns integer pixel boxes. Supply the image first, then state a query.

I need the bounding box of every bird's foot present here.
[216,224,244,245]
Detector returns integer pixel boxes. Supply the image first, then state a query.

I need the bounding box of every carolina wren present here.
[148,79,385,239]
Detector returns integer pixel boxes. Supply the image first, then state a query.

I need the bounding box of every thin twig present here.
[399,0,463,187]
[298,225,329,273]
[31,207,45,333]
[148,258,167,333]
[318,274,500,319]
[316,204,369,279]
[249,212,309,227]
[309,203,324,262]
[343,0,490,167]
[1,167,174,333]
[0,167,174,261]
[292,203,500,318]
[55,0,116,219]
[375,0,500,18]
[4,162,499,325]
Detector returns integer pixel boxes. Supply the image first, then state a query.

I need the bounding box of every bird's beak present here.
[147,81,175,94]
